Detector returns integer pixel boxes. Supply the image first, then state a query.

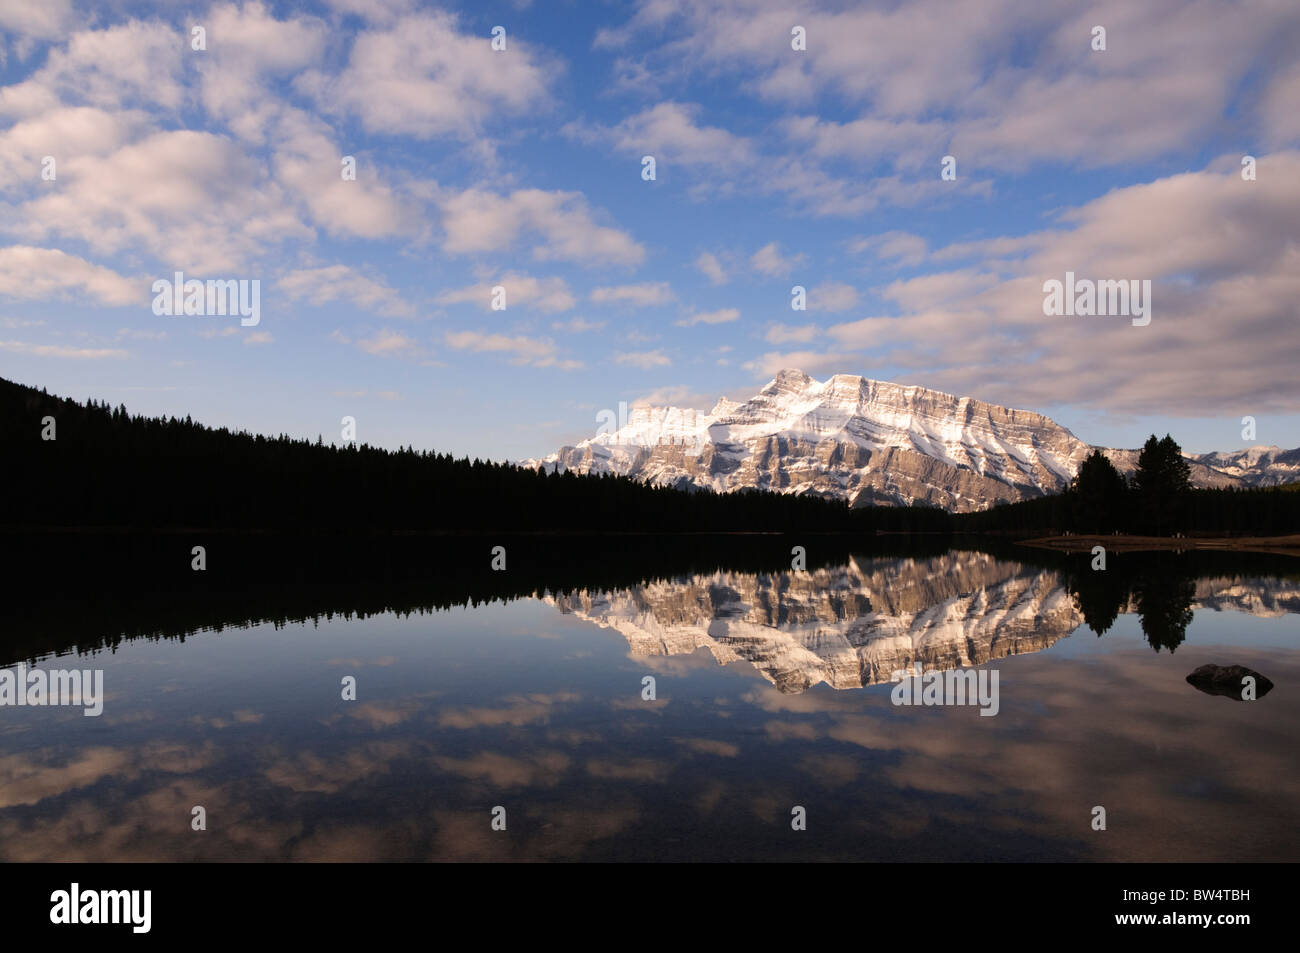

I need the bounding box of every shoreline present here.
[1019,533,1300,555]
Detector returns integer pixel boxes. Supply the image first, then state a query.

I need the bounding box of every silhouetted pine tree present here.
[1132,434,1192,534]
[1069,449,1129,532]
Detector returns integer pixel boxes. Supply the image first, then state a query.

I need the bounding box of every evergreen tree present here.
[1132,434,1192,534]
[1070,449,1128,532]
[1133,434,1192,496]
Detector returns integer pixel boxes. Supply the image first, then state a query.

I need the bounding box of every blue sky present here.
[1,0,1298,460]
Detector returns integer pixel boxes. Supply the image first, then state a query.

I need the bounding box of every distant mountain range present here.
[527,369,1299,513]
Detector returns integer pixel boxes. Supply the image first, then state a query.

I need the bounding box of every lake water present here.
[2,540,1297,861]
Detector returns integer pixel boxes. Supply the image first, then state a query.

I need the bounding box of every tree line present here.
[5,527,1293,665]
[2,376,873,533]
[3,377,1294,535]
[0,530,960,665]
[956,435,1300,536]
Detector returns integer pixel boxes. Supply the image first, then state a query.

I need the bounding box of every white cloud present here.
[630,384,714,409]
[322,0,417,23]
[0,0,74,44]
[357,329,418,355]
[823,151,1300,415]
[1262,60,1300,147]
[694,251,728,285]
[3,20,186,117]
[750,242,805,278]
[849,231,928,268]
[780,114,944,168]
[197,2,329,136]
[0,6,423,290]
[809,281,858,312]
[445,329,582,369]
[0,107,142,187]
[438,188,644,266]
[270,109,421,240]
[764,324,818,344]
[590,282,674,307]
[570,101,754,169]
[742,350,845,378]
[279,265,411,316]
[571,100,932,214]
[13,130,312,273]
[0,340,126,359]
[300,10,556,141]
[437,273,576,313]
[603,0,1300,171]
[615,350,671,369]
[0,245,140,306]
[551,317,606,333]
[676,308,739,327]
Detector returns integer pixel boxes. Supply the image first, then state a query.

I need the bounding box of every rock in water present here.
[1186,663,1274,699]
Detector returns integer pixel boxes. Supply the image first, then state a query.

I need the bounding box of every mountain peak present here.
[772,368,813,383]
[764,368,816,393]
[709,396,742,416]
[766,370,1000,416]
[526,373,1297,511]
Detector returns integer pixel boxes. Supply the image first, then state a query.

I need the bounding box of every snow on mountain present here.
[1189,446,1300,486]
[525,370,1293,513]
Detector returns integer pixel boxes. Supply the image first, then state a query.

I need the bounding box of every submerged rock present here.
[1186,664,1274,699]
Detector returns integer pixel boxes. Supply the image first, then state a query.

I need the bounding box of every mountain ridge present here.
[527,369,1296,513]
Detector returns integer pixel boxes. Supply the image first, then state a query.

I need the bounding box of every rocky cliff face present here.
[528,370,1288,512]
[1189,446,1300,487]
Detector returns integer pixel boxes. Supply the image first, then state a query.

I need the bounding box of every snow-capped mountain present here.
[527,370,1282,512]
[1189,446,1300,487]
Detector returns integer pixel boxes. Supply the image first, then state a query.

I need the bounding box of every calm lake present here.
[2,537,1297,862]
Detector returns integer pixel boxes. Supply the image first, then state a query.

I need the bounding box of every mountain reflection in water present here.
[550,551,1300,692]
[0,536,1296,862]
